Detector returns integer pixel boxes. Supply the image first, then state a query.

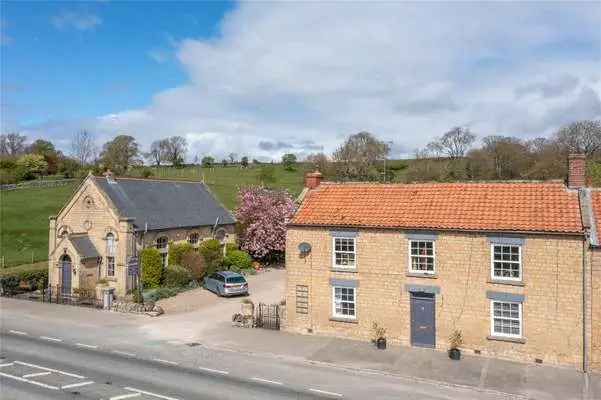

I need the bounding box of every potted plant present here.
[448,330,463,360]
[372,321,387,350]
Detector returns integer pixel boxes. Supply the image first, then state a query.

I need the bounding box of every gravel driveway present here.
[138,268,286,342]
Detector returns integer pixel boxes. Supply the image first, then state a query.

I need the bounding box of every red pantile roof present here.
[592,191,601,243]
[290,181,584,234]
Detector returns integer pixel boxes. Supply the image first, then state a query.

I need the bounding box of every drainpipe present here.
[582,236,588,373]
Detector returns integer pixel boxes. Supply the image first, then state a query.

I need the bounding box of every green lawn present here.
[1,183,77,267]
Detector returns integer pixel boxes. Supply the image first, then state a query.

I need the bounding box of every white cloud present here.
[25,2,601,160]
[52,11,102,31]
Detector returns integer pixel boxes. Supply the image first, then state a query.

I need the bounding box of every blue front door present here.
[410,292,435,348]
[61,256,72,295]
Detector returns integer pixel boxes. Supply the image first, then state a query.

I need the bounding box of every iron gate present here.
[254,303,280,330]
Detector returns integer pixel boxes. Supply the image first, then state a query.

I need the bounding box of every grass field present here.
[1,183,77,267]
[1,161,409,267]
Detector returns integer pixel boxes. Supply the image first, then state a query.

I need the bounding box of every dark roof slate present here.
[94,176,235,231]
[69,234,100,259]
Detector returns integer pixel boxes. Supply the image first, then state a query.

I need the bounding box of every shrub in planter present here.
[168,242,194,266]
[223,250,252,270]
[181,250,207,280]
[371,321,387,350]
[448,330,463,360]
[164,264,192,288]
[140,247,162,288]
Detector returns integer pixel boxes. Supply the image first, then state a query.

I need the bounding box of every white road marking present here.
[0,371,59,390]
[9,330,28,336]
[76,343,98,349]
[111,393,142,400]
[112,350,136,357]
[309,388,344,397]
[251,377,283,385]
[62,380,94,389]
[0,363,14,368]
[40,336,63,342]
[153,358,178,366]
[124,387,181,400]
[22,371,52,378]
[198,366,229,375]
[14,361,86,379]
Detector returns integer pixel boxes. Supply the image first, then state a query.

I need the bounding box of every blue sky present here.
[1,1,600,160]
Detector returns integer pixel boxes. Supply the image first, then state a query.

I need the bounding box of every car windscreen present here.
[226,276,246,284]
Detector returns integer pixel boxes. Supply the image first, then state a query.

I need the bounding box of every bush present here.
[199,239,223,269]
[168,242,194,266]
[142,286,180,302]
[181,251,207,280]
[140,247,162,288]
[164,264,192,288]
[223,250,252,270]
[141,167,153,178]
[0,263,48,294]
[225,242,238,255]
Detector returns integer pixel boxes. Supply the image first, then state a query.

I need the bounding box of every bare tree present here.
[164,136,187,166]
[332,131,390,180]
[553,120,601,157]
[0,132,27,156]
[428,127,476,159]
[71,130,96,165]
[306,152,330,173]
[228,153,238,164]
[145,139,169,166]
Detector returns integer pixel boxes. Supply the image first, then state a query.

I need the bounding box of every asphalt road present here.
[0,298,514,400]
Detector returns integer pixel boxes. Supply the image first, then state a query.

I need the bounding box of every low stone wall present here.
[0,178,77,191]
[110,301,164,317]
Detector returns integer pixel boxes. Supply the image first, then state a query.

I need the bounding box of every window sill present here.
[487,335,526,344]
[487,279,524,287]
[105,277,117,282]
[329,317,358,324]
[330,268,358,273]
[406,272,437,279]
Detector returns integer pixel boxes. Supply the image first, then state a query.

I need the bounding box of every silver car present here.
[203,271,249,297]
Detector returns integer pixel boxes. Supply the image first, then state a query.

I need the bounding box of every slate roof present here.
[69,234,100,260]
[290,181,584,234]
[94,176,235,231]
[591,190,601,246]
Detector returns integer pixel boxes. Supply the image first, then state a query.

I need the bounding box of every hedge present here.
[168,242,194,266]
[164,264,192,288]
[0,262,48,293]
[140,247,162,288]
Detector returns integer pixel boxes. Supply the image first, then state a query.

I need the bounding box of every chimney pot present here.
[304,170,323,189]
[567,154,586,189]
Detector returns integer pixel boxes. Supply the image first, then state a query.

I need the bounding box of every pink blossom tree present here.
[235,186,297,259]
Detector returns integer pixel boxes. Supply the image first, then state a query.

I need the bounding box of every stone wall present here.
[285,226,587,369]
[592,248,601,372]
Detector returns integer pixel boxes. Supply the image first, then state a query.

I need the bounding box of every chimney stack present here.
[304,170,323,189]
[567,154,586,189]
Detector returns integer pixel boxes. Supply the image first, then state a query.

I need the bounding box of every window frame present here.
[106,232,116,257]
[490,300,522,339]
[331,237,357,269]
[188,233,199,246]
[106,256,115,277]
[490,244,522,282]
[331,286,357,320]
[408,240,436,275]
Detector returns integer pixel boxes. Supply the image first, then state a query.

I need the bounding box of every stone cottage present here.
[286,155,601,372]
[48,172,236,297]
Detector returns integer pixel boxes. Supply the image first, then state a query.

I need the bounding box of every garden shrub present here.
[181,250,207,280]
[164,264,192,288]
[199,239,223,269]
[225,242,238,255]
[223,250,252,270]
[140,247,162,288]
[0,263,48,290]
[142,286,180,302]
[168,242,194,266]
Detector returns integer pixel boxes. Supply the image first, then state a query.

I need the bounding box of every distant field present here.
[1,161,409,267]
[1,183,77,267]
[129,163,313,209]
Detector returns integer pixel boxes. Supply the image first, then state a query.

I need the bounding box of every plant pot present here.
[376,337,387,350]
[448,348,461,360]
